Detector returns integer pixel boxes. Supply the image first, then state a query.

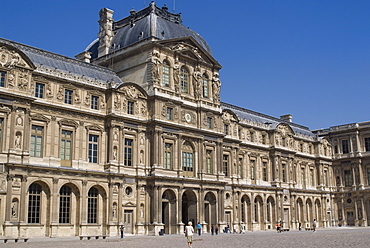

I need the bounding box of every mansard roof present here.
[0,38,122,88]
[221,102,316,138]
[87,2,211,59]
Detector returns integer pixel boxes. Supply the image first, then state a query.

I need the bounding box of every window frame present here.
[162,60,170,87]
[164,143,172,169]
[59,185,71,224]
[30,125,44,157]
[202,74,209,98]
[0,71,6,87]
[127,101,134,115]
[87,187,99,224]
[88,134,99,163]
[60,129,73,167]
[91,95,99,110]
[124,138,133,166]
[180,67,189,94]
[64,89,73,104]
[35,82,45,98]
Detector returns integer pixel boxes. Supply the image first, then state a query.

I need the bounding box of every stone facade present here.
[0,2,365,238]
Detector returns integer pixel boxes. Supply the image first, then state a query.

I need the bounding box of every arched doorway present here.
[306,198,313,228]
[162,189,177,234]
[182,190,197,225]
[204,192,217,232]
[240,195,251,230]
[266,196,275,230]
[314,199,321,227]
[254,195,264,230]
[297,198,304,226]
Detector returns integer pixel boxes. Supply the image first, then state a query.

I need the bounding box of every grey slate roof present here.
[0,38,122,87]
[87,3,211,59]
[221,102,317,138]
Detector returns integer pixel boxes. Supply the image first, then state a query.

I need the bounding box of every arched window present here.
[59,185,71,223]
[202,74,209,98]
[88,187,99,223]
[182,141,194,177]
[180,67,189,93]
[162,60,170,87]
[28,183,42,223]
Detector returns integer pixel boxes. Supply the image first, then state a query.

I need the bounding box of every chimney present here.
[98,8,114,58]
[75,51,91,63]
[280,114,292,123]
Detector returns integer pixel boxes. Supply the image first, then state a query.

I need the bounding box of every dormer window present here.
[0,71,6,87]
[64,89,73,104]
[202,74,209,98]
[180,67,189,93]
[162,60,170,87]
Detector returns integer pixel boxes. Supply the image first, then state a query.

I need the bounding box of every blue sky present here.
[1,0,369,130]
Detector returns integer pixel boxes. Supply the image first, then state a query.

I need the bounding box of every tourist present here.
[313,219,317,232]
[211,225,214,235]
[197,222,201,235]
[276,222,281,233]
[215,225,219,235]
[185,221,194,248]
[120,225,124,238]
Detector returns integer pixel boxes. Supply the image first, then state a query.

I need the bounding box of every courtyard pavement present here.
[2,227,370,248]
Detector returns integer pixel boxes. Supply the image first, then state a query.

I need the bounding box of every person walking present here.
[185,221,194,248]
[215,225,219,235]
[197,222,201,236]
[211,225,214,235]
[313,219,317,232]
[276,222,281,233]
[120,225,124,238]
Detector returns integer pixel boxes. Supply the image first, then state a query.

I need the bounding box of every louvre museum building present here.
[0,2,370,238]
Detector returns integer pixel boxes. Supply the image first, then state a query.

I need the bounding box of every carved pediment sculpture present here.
[0,46,29,69]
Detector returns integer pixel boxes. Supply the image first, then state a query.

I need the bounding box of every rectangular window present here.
[203,78,208,98]
[262,134,266,145]
[0,118,4,149]
[35,83,45,98]
[223,155,229,177]
[334,145,338,154]
[0,71,6,87]
[250,132,254,142]
[365,138,370,152]
[87,189,98,223]
[224,124,229,135]
[60,130,72,167]
[30,125,43,157]
[282,164,286,182]
[28,184,41,223]
[367,168,370,185]
[182,152,193,172]
[344,170,352,186]
[164,143,172,169]
[250,160,255,180]
[59,187,71,223]
[238,157,243,178]
[263,162,267,181]
[206,150,212,174]
[166,107,173,120]
[207,117,212,129]
[324,170,328,186]
[91,95,99,110]
[310,169,314,186]
[124,138,133,166]
[342,140,349,154]
[127,101,134,115]
[301,168,305,185]
[162,63,170,87]
[64,89,73,104]
[88,134,98,163]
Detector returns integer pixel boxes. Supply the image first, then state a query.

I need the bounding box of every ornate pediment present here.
[85,124,104,132]
[58,119,79,128]
[118,84,147,100]
[275,123,294,137]
[0,46,33,69]
[31,113,50,123]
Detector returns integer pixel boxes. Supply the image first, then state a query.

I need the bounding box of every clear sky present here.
[1,0,369,130]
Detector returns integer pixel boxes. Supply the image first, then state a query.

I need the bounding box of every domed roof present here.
[86,2,212,60]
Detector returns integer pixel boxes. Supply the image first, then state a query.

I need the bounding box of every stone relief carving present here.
[151,51,161,84]
[7,71,15,87]
[114,94,121,109]
[18,70,29,90]
[173,63,180,93]
[141,101,147,116]
[122,85,144,100]
[193,66,202,98]
[212,73,221,103]
[0,46,27,68]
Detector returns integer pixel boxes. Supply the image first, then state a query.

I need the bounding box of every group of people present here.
[276,219,317,233]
